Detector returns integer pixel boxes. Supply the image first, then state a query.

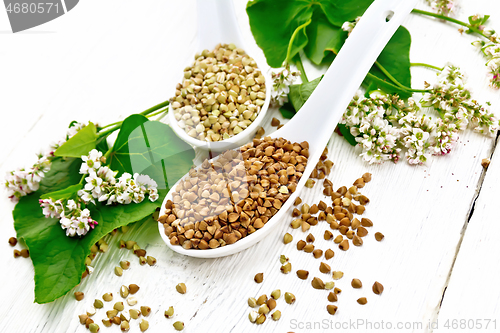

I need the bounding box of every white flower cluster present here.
[4,122,85,203]
[270,64,300,107]
[425,0,455,16]
[421,64,499,136]
[471,15,500,89]
[4,155,51,203]
[341,16,361,36]
[399,111,435,164]
[342,93,401,164]
[40,149,159,238]
[341,65,498,165]
[77,149,159,206]
[39,198,97,237]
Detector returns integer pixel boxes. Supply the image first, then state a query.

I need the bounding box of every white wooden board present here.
[0,1,499,332]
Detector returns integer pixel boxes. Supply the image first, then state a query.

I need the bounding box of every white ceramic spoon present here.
[167,0,272,153]
[159,0,417,258]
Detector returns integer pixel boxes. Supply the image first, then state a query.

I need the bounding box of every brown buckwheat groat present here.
[159,137,308,249]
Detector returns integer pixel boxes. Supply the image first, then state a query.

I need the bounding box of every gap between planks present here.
[430,130,500,331]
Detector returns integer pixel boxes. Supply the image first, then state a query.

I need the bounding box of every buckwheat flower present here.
[67,122,85,139]
[39,198,64,218]
[431,119,458,155]
[117,191,133,205]
[401,127,432,165]
[486,57,500,89]
[97,166,117,185]
[60,216,77,237]
[66,199,78,212]
[468,100,500,136]
[270,64,300,107]
[134,173,157,190]
[425,0,455,16]
[74,216,90,236]
[149,188,159,202]
[133,191,145,204]
[78,189,95,204]
[342,17,361,36]
[84,170,103,197]
[80,149,102,175]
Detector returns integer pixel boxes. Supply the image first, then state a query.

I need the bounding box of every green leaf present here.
[108,114,149,174]
[337,123,357,146]
[365,26,412,97]
[14,192,164,304]
[364,74,412,99]
[247,0,314,67]
[303,10,347,65]
[289,76,323,111]
[96,136,109,154]
[279,101,296,119]
[54,123,97,158]
[13,157,167,303]
[108,115,195,191]
[246,0,373,67]
[319,0,374,27]
[40,184,82,200]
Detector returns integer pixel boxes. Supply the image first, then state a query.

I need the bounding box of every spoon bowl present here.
[159,0,418,258]
[167,0,271,153]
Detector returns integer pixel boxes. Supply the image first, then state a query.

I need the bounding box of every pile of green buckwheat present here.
[171,43,266,142]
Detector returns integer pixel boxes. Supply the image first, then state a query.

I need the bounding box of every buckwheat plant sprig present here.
[40,149,159,237]
[421,64,499,136]
[77,149,159,206]
[470,15,500,88]
[270,63,300,107]
[412,10,500,88]
[341,65,498,165]
[4,121,84,203]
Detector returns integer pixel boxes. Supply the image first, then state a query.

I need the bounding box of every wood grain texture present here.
[433,141,500,333]
[0,1,499,333]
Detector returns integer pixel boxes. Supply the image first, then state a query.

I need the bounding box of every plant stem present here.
[365,73,430,93]
[104,145,113,160]
[97,100,170,139]
[328,48,430,93]
[285,19,312,64]
[410,62,443,71]
[294,55,309,83]
[411,9,489,39]
[374,61,409,91]
[99,121,121,131]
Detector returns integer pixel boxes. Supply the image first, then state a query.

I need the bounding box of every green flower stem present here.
[411,9,489,39]
[78,174,86,185]
[374,61,409,91]
[328,48,429,93]
[365,73,430,93]
[294,54,309,83]
[97,100,170,139]
[104,145,113,160]
[410,62,444,71]
[285,19,312,64]
[98,120,121,131]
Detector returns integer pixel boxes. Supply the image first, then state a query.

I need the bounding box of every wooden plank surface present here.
[0,1,499,332]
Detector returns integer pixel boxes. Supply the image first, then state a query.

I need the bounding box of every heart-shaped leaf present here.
[54,122,97,158]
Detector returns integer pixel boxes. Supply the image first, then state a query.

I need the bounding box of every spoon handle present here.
[196,0,242,51]
[274,0,417,145]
